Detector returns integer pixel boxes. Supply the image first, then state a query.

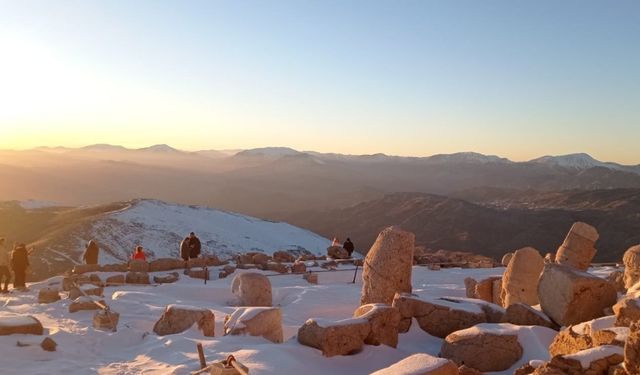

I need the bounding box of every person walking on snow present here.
[82,239,100,265]
[0,238,12,293]
[131,245,147,262]
[343,238,355,258]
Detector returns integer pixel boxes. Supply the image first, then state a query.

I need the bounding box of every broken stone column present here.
[224,307,283,343]
[38,287,61,304]
[231,272,272,307]
[555,222,599,270]
[538,263,617,326]
[353,304,401,348]
[361,226,415,305]
[624,245,640,289]
[501,247,544,307]
[153,305,215,337]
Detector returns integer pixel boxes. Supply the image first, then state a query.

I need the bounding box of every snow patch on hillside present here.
[89,200,331,263]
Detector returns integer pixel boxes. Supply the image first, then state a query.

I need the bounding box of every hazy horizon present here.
[2,142,640,164]
[2,1,639,163]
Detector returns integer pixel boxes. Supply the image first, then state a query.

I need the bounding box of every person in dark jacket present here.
[0,238,11,293]
[11,243,29,289]
[187,232,201,259]
[343,238,355,258]
[82,240,100,265]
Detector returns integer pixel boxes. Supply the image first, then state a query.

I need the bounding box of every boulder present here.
[441,324,524,372]
[502,247,544,307]
[458,365,484,375]
[187,267,209,280]
[327,246,349,259]
[231,272,272,307]
[361,227,415,305]
[153,272,180,284]
[303,272,318,284]
[237,253,254,265]
[187,257,206,268]
[538,263,617,326]
[224,307,283,343]
[370,353,459,375]
[41,337,57,352]
[492,278,504,307]
[38,287,61,304]
[608,270,627,293]
[264,262,288,274]
[549,316,626,356]
[555,222,599,271]
[473,276,502,303]
[252,253,270,266]
[125,272,150,285]
[392,293,487,338]
[273,250,296,263]
[72,264,102,274]
[464,277,478,298]
[105,274,125,287]
[321,260,338,270]
[69,285,103,300]
[625,322,640,374]
[291,262,307,274]
[0,315,43,335]
[502,252,514,267]
[218,271,229,279]
[101,263,128,272]
[203,255,223,267]
[297,318,370,357]
[153,304,215,337]
[89,274,103,287]
[149,258,185,272]
[624,245,640,289]
[128,260,149,272]
[353,304,401,348]
[223,265,236,275]
[537,345,624,375]
[614,298,640,327]
[501,303,557,329]
[69,296,106,313]
[93,310,119,331]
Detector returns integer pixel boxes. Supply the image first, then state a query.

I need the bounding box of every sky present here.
[0,1,638,163]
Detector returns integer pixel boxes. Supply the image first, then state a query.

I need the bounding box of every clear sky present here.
[0,1,638,163]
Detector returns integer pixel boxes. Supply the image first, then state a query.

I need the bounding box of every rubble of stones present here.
[4,221,640,375]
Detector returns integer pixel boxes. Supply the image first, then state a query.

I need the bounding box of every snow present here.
[563,345,624,368]
[370,353,452,375]
[88,199,331,263]
[225,307,272,329]
[19,199,61,209]
[0,265,616,375]
[0,313,40,327]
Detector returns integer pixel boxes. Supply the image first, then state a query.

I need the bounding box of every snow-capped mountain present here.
[425,152,512,164]
[530,153,640,174]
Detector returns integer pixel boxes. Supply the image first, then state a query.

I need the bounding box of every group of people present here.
[332,237,355,257]
[81,232,202,265]
[0,238,32,293]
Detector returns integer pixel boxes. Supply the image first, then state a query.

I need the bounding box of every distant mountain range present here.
[282,189,640,263]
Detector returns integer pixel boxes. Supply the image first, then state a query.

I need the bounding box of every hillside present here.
[0,199,330,281]
[281,190,640,262]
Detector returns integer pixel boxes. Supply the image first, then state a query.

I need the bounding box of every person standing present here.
[180,236,190,262]
[343,238,355,258]
[131,246,147,261]
[82,240,100,265]
[0,238,11,293]
[11,243,29,289]
[187,232,201,259]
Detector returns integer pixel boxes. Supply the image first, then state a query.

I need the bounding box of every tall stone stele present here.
[555,222,599,271]
[501,247,544,307]
[360,226,415,305]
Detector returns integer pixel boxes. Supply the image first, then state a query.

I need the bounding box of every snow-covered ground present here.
[88,200,332,263]
[0,265,620,375]
[0,266,511,375]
